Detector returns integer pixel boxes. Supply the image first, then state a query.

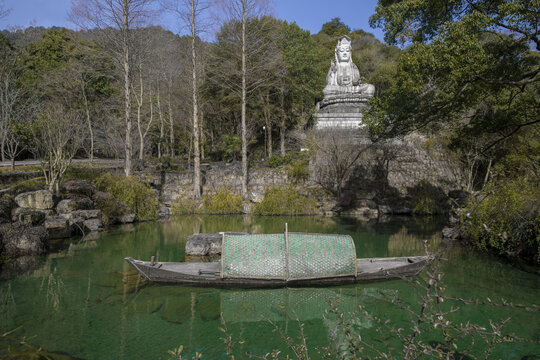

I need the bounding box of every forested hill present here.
[0,18,398,162]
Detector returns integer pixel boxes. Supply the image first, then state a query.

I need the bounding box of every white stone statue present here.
[323,35,375,97]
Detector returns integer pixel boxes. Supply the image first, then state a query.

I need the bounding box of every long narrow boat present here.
[125,255,429,287]
[125,230,429,288]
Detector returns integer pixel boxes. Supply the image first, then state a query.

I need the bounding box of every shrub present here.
[171,197,200,214]
[93,192,127,225]
[413,196,440,215]
[267,155,285,168]
[202,188,243,214]
[409,180,447,215]
[154,156,181,171]
[252,186,318,215]
[95,173,158,221]
[222,135,242,162]
[465,178,539,264]
[286,156,310,184]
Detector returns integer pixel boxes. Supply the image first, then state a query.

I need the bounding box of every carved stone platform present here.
[313,96,369,130]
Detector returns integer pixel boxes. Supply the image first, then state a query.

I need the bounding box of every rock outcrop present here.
[56,197,94,214]
[15,190,55,210]
[44,216,71,239]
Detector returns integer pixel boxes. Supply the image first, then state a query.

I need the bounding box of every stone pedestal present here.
[313,94,369,130]
[314,111,365,129]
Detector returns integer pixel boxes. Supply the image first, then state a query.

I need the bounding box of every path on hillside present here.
[0,159,123,168]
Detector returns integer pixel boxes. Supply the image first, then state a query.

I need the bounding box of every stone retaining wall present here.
[143,163,293,206]
[145,133,465,214]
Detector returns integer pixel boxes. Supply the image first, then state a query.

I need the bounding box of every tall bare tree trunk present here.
[135,62,144,160]
[264,93,272,157]
[241,0,248,197]
[200,110,205,161]
[267,123,272,157]
[280,90,285,156]
[157,88,164,159]
[168,79,175,158]
[82,87,94,164]
[122,0,133,176]
[191,0,201,198]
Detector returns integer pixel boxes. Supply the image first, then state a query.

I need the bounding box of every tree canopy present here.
[366,0,539,163]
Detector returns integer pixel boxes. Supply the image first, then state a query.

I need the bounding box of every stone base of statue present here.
[313,93,370,130]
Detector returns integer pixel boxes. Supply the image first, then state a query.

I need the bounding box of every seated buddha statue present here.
[322,35,375,98]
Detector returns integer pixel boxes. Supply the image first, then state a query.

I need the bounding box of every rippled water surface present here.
[0,215,538,359]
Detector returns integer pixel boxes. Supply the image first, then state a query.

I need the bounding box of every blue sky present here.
[0,0,385,41]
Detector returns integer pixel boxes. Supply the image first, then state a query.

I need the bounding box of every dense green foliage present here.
[171,197,199,215]
[95,173,157,221]
[366,1,539,182]
[202,188,244,214]
[286,153,310,184]
[466,178,539,264]
[367,0,539,264]
[252,186,318,215]
[409,180,448,216]
[264,152,309,183]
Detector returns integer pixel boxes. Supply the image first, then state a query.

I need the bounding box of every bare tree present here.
[0,35,20,162]
[133,56,154,160]
[210,0,274,197]
[4,118,31,170]
[32,106,84,194]
[163,0,210,197]
[312,129,371,198]
[69,0,156,176]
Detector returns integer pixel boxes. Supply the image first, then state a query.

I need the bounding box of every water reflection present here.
[0,215,538,359]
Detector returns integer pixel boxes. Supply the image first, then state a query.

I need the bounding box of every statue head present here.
[335,35,352,63]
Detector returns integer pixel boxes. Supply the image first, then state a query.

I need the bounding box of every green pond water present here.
[0,215,539,359]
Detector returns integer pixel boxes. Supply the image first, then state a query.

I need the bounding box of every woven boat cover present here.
[221,233,356,280]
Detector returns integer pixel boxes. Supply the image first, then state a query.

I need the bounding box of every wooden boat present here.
[125,227,429,287]
[124,255,429,287]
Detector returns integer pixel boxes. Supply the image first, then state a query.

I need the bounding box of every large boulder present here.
[61,209,103,235]
[44,216,71,239]
[56,196,94,214]
[117,214,136,224]
[71,209,102,221]
[0,222,48,258]
[63,179,95,196]
[442,226,462,241]
[11,208,46,225]
[185,232,248,256]
[15,190,55,210]
[83,218,103,232]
